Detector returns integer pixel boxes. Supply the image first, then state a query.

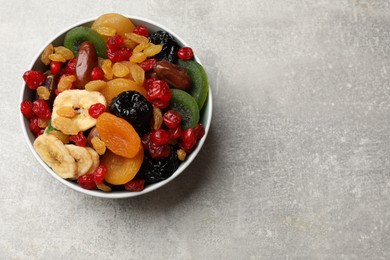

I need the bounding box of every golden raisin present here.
[52,117,80,135]
[41,44,54,65]
[37,86,50,100]
[101,59,113,80]
[152,106,163,130]
[56,107,77,118]
[130,52,147,63]
[91,136,106,155]
[48,53,66,63]
[85,80,107,91]
[125,33,148,44]
[54,46,74,60]
[96,182,112,192]
[133,42,149,53]
[112,62,130,78]
[129,64,145,85]
[144,44,163,57]
[38,118,49,128]
[177,149,187,161]
[58,75,76,92]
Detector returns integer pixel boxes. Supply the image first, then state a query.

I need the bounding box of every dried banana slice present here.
[33,134,77,179]
[65,145,93,179]
[51,89,106,135]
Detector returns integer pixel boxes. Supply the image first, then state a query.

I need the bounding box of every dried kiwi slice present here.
[177,60,209,110]
[64,26,107,58]
[169,89,199,130]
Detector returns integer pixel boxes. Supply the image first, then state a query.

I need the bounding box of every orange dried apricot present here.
[96,112,141,158]
[101,148,144,185]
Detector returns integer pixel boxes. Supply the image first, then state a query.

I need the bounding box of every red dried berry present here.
[88,103,106,118]
[180,128,196,151]
[144,78,157,91]
[77,174,96,190]
[90,67,104,81]
[93,165,108,184]
[20,100,34,119]
[23,70,46,90]
[169,125,182,141]
[148,142,171,159]
[163,110,182,129]
[150,129,170,146]
[124,178,145,192]
[64,58,77,75]
[36,128,45,138]
[133,25,149,37]
[139,58,157,71]
[147,80,172,103]
[69,132,87,147]
[106,35,124,49]
[32,99,51,120]
[142,132,151,150]
[177,47,194,60]
[194,122,205,140]
[29,116,41,135]
[50,61,62,75]
[107,47,132,62]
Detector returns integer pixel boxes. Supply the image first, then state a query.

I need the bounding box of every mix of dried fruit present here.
[20,13,209,192]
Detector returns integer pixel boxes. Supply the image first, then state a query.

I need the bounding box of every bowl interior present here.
[20,15,212,198]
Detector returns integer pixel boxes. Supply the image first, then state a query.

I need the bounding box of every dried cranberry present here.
[20,100,34,119]
[77,174,96,190]
[148,142,171,159]
[90,67,104,81]
[88,103,106,118]
[32,99,51,120]
[163,110,182,129]
[50,61,62,75]
[29,116,41,135]
[69,132,87,147]
[144,78,157,91]
[194,122,205,140]
[93,165,107,184]
[177,47,194,60]
[133,25,149,37]
[147,80,171,102]
[64,58,77,75]
[23,70,46,90]
[107,47,132,62]
[36,128,45,138]
[142,132,153,150]
[180,128,196,151]
[106,35,124,49]
[124,178,145,191]
[169,125,182,141]
[150,129,170,146]
[140,58,157,71]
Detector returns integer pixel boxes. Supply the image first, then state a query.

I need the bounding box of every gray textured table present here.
[1,0,389,259]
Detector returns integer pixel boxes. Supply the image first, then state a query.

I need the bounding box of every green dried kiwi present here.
[64,26,107,58]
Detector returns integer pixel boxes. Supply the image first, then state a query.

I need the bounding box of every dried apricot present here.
[101,148,144,185]
[96,112,141,158]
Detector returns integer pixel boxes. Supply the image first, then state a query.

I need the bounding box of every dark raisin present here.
[149,31,180,63]
[109,91,153,135]
[137,148,179,184]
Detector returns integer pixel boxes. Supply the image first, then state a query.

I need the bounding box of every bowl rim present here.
[19,14,213,199]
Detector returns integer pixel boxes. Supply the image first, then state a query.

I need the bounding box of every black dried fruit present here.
[149,31,180,63]
[109,91,153,135]
[137,148,179,184]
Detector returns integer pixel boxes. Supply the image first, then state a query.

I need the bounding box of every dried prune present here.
[149,31,179,63]
[109,91,153,135]
[137,148,179,183]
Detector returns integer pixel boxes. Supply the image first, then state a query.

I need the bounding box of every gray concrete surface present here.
[1,0,390,259]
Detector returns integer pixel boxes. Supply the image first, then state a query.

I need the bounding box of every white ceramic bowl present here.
[20,15,212,198]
